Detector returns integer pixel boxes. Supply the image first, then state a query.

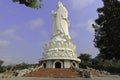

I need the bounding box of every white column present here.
[46,61,52,68]
[64,60,70,68]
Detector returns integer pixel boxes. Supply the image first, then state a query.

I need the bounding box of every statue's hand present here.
[51,10,56,15]
[51,10,54,14]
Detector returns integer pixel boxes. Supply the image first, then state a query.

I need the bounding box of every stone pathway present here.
[0,75,120,80]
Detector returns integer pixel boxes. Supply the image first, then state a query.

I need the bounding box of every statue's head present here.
[57,1,63,8]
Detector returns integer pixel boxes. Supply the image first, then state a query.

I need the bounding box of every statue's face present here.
[57,2,62,8]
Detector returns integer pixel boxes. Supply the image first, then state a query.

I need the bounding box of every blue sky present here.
[0,0,103,65]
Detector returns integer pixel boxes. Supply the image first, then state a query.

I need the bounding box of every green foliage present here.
[78,53,92,68]
[0,60,4,66]
[78,53,120,73]
[89,60,120,73]
[29,0,37,8]
[91,58,99,65]
[93,0,120,60]
[0,63,36,73]
[78,53,92,63]
[0,66,6,73]
[14,62,30,70]
[13,0,19,2]
[12,0,42,9]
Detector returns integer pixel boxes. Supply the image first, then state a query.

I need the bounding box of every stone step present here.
[24,68,81,78]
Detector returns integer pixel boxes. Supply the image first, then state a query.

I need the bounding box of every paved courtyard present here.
[1,75,120,80]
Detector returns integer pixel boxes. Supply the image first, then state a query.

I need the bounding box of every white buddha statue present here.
[52,1,70,39]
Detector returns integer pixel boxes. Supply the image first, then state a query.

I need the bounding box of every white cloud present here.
[70,0,95,10]
[70,30,78,39]
[1,29,23,41]
[0,40,10,47]
[81,45,99,58]
[29,18,44,29]
[0,56,15,65]
[2,29,15,35]
[87,20,95,33]
[40,30,49,38]
[77,20,95,33]
[76,23,86,28]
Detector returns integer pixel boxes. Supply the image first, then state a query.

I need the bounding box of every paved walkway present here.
[0,75,120,80]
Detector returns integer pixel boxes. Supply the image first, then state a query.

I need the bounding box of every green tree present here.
[93,0,120,60]
[0,66,5,73]
[12,0,42,9]
[78,53,92,68]
[78,53,91,63]
[0,60,5,73]
[0,60,4,66]
[14,62,30,70]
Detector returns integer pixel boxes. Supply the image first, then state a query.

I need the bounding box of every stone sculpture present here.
[52,1,70,39]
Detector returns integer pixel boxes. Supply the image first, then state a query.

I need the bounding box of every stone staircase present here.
[24,68,81,78]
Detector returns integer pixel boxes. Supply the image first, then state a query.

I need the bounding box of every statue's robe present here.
[52,2,70,38]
